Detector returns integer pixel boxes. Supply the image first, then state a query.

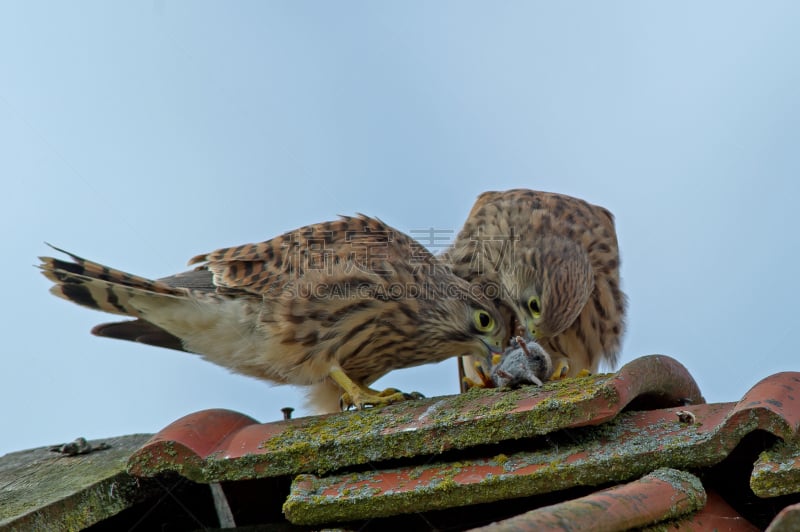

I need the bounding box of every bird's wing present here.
[186,214,435,295]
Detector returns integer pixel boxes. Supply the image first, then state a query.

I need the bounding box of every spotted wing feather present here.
[188,214,438,296]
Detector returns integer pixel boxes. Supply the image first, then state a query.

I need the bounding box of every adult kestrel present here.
[446,189,626,388]
[39,215,508,412]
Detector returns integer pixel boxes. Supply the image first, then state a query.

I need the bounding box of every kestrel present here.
[39,215,508,412]
[446,189,626,388]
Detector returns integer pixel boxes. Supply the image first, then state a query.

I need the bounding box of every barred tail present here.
[38,244,188,318]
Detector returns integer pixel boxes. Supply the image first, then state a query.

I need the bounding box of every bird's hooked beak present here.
[481,338,504,357]
[524,319,540,341]
[485,337,507,370]
[470,342,498,386]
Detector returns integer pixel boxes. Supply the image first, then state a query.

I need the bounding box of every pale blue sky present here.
[2,2,799,456]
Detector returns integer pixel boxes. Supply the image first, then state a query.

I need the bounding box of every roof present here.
[2,354,799,530]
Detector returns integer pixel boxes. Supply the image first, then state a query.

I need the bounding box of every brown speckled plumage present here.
[446,190,626,385]
[39,215,508,412]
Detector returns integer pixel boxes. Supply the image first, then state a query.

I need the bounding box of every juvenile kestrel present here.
[39,215,508,412]
[446,189,626,388]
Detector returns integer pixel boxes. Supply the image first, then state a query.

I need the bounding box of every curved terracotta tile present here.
[607,353,706,410]
[727,372,800,441]
[766,501,800,532]
[283,372,800,524]
[128,355,704,481]
[127,409,260,480]
[470,469,706,532]
[123,368,800,526]
[744,373,800,498]
[752,440,800,498]
[653,490,760,532]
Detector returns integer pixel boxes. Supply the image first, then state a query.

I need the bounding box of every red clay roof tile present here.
[282,382,799,526]
[654,490,760,532]
[117,358,800,529]
[128,354,703,482]
[752,440,800,498]
[766,501,800,532]
[470,468,707,532]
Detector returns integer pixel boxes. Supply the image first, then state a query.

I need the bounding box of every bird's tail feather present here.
[38,244,189,318]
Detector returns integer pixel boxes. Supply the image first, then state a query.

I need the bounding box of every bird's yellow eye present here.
[473,309,495,332]
[528,296,542,318]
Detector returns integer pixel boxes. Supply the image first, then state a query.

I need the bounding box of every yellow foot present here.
[339,386,424,410]
[330,367,424,410]
[461,377,483,389]
[462,359,495,390]
[576,369,592,378]
[549,359,570,380]
[458,355,498,392]
[458,355,499,393]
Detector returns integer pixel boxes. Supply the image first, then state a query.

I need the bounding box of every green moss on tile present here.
[751,439,800,497]
[283,403,766,525]
[1,435,156,530]
[137,369,658,483]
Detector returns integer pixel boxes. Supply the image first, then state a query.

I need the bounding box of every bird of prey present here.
[39,215,508,412]
[446,189,626,389]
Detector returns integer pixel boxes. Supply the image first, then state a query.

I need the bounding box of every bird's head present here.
[417,275,508,366]
[501,236,594,341]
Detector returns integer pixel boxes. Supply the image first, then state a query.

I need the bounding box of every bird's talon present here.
[462,377,484,389]
[339,393,355,411]
[472,360,494,387]
[337,384,414,411]
[549,359,570,380]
